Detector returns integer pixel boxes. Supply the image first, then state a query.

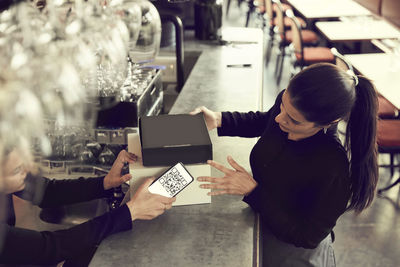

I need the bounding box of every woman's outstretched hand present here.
[127,178,176,221]
[189,106,222,131]
[103,150,137,190]
[197,156,258,196]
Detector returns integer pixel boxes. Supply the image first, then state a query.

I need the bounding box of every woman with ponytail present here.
[191,63,378,266]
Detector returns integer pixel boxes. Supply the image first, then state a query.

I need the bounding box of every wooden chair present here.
[286,9,334,68]
[377,119,400,194]
[276,8,333,85]
[331,47,354,72]
[265,0,306,64]
[245,0,264,27]
[378,96,399,119]
[273,1,319,84]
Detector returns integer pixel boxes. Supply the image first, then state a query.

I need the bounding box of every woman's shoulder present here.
[321,136,349,169]
[308,135,351,193]
[314,133,349,171]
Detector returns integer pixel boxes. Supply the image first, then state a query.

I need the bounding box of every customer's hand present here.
[103,150,137,190]
[127,178,176,221]
[189,106,222,131]
[197,156,258,196]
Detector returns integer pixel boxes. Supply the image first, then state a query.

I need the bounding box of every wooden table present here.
[345,53,400,109]
[316,19,400,42]
[287,0,371,20]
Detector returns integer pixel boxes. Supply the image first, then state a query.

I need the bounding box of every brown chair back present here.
[353,0,382,15]
[381,0,400,28]
[330,47,354,72]
[265,0,274,21]
[272,0,286,38]
[286,9,303,57]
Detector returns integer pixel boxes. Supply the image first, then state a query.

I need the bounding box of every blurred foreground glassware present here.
[110,0,142,57]
[123,0,161,98]
[0,0,139,168]
[112,0,161,102]
[127,0,161,64]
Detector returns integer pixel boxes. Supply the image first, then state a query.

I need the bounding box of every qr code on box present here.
[159,167,188,196]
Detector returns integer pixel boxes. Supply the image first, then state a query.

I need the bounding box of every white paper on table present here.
[127,132,142,158]
[126,133,211,206]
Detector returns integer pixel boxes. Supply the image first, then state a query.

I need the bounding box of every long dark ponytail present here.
[287,63,378,213]
[345,75,378,212]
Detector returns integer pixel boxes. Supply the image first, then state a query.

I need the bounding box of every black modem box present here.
[139,113,213,166]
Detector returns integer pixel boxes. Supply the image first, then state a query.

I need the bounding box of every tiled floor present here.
[224,3,400,267]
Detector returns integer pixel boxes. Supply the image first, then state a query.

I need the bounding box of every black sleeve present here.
[243,157,350,249]
[15,173,113,208]
[0,204,132,265]
[217,90,284,138]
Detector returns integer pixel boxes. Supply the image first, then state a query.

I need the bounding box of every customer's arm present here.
[16,174,112,208]
[1,178,175,265]
[0,203,131,265]
[16,150,136,208]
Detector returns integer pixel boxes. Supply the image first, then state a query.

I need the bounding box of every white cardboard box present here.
[128,161,211,206]
[127,132,211,206]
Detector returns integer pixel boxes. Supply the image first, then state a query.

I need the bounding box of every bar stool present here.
[377,119,400,194]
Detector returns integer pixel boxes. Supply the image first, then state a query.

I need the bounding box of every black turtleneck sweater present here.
[217,90,351,249]
[0,174,132,265]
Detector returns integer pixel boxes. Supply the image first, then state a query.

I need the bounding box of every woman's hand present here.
[189,106,222,131]
[197,156,258,196]
[127,178,176,221]
[103,150,137,190]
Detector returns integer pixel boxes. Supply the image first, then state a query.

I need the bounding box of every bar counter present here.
[90,27,264,267]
